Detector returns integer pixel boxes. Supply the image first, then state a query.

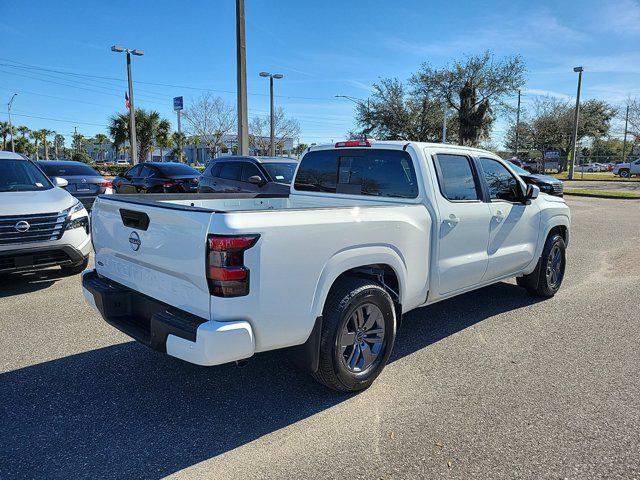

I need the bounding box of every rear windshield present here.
[155,163,200,176]
[262,162,297,184]
[37,162,100,177]
[294,149,419,198]
[0,160,53,192]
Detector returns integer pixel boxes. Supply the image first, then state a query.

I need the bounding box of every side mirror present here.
[248,175,265,186]
[53,177,68,188]
[525,184,540,200]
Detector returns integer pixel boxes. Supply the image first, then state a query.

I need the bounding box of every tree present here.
[355,78,457,142]
[182,93,236,158]
[72,151,93,164]
[108,113,129,158]
[293,143,308,156]
[14,136,32,156]
[504,121,536,155]
[626,97,640,136]
[94,133,108,162]
[17,125,30,139]
[155,120,171,161]
[410,51,525,146]
[29,130,40,159]
[249,108,300,154]
[53,134,65,159]
[171,131,187,162]
[72,132,85,154]
[189,135,201,164]
[0,121,10,150]
[528,97,617,170]
[108,109,170,163]
[38,129,54,159]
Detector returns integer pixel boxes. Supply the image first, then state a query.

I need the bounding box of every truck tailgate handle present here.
[120,209,150,231]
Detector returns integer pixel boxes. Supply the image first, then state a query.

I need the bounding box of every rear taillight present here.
[206,234,259,297]
[335,140,371,148]
[100,181,112,188]
[163,181,176,188]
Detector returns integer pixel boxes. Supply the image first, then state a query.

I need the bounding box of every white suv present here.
[0,151,91,275]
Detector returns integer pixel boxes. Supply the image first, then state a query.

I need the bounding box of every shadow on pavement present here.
[1,282,542,479]
[0,269,71,299]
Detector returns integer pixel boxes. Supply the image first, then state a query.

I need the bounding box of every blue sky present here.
[1,0,639,147]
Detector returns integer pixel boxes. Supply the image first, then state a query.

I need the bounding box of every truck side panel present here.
[209,204,432,352]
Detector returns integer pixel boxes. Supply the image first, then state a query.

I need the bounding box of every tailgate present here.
[91,196,214,319]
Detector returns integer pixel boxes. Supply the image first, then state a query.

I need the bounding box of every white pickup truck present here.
[612,158,640,178]
[83,141,570,392]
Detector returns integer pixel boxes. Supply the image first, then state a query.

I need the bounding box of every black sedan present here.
[507,161,564,197]
[36,160,111,210]
[112,162,200,194]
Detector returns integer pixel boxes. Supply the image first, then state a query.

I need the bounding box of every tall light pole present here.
[259,72,284,156]
[7,93,17,152]
[335,95,370,139]
[236,0,249,155]
[442,101,448,143]
[622,105,630,164]
[111,45,143,164]
[514,89,521,158]
[568,66,583,180]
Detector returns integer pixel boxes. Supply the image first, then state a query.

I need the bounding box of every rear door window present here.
[433,154,480,201]
[295,149,418,198]
[219,162,242,181]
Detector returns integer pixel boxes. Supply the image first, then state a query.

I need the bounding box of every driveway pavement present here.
[1,196,639,479]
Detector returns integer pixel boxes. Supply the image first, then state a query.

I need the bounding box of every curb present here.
[564,192,640,200]
[559,178,640,183]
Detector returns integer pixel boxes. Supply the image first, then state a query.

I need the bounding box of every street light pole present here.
[7,93,17,152]
[442,102,447,143]
[112,45,143,164]
[335,94,369,139]
[514,89,521,158]
[260,72,284,156]
[568,66,583,180]
[236,0,249,156]
[622,105,630,164]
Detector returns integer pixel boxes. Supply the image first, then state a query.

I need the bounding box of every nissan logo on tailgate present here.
[129,231,141,251]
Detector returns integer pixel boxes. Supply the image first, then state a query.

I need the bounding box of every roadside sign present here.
[173,96,183,111]
[544,149,561,159]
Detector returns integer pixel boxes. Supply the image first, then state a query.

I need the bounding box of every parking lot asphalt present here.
[563,179,640,192]
[1,196,639,480]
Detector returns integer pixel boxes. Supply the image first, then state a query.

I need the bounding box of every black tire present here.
[61,257,89,275]
[517,234,566,297]
[312,277,397,392]
[620,169,630,178]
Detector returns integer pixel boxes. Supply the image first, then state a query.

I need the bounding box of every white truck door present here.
[430,152,491,295]
[477,157,540,281]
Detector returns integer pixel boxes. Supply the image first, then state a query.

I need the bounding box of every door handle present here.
[493,210,505,223]
[445,214,460,225]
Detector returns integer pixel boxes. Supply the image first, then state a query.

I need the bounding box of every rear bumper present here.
[82,270,255,366]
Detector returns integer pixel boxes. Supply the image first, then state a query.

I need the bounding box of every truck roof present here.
[308,140,497,156]
[0,151,27,160]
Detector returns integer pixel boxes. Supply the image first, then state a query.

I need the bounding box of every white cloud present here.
[523,89,572,100]
[593,0,640,34]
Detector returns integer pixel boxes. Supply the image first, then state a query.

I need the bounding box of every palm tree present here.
[155,119,171,161]
[172,132,187,162]
[94,133,109,162]
[0,121,9,150]
[53,134,65,159]
[29,131,41,159]
[72,132,85,154]
[109,109,168,163]
[38,129,54,160]
[190,135,201,164]
[17,125,30,139]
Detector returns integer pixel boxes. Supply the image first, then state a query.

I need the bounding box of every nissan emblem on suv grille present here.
[14,221,30,233]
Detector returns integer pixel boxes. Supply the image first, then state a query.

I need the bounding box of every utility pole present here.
[442,102,447,143]
[74,126,79,153]
[622,105,630,164]
[7,93,17,152]
[236,0,249,155]
[514,89,521,158]
[568,66,583,180]
[335,94,370,139]
[111,45,143,164]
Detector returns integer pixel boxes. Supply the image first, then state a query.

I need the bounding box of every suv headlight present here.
[66,200,89,233]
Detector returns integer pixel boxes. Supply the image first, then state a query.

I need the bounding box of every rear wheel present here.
[619,169,630,178]
[312,278,396,392]
[517,234,566,297]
